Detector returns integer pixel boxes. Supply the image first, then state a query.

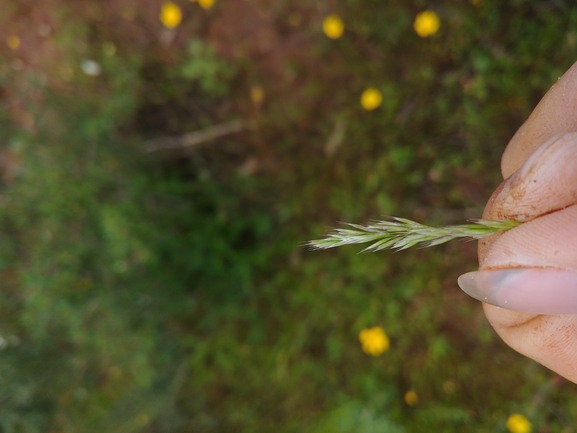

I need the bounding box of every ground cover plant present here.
[1,0,577,432]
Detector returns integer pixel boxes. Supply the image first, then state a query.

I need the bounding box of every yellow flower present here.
[160,2,182,29]
[404,390,418,406]
[7,35,20,50]
[360,88,382,111]
[323,15,344,40]
[413,10,440,38]
[358,326,390,356]
[506,413,532,433]
[194,0,215,10]
[250,85,265,105]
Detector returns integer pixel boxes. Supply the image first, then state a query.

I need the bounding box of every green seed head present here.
[306,217,521,253]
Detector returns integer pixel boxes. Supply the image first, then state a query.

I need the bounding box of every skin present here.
[478,61,577,382]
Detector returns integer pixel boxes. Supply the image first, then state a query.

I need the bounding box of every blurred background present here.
[0,0,576,431]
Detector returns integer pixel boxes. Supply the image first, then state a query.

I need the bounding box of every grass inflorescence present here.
[307,217,522,253]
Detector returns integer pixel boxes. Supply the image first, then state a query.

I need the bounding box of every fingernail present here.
[490,133,577,222]
[458,267,577,314]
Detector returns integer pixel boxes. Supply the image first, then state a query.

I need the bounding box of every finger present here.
[502,60,577,178]
[483,305,577,382]
[481,204,577,271]
[475,131,577,314]
[485,133,577,223]
[459,204,577,313]
[479,132,577,258]
[473,194,577,382]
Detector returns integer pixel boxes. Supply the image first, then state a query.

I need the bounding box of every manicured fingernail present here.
[458,268,577,314]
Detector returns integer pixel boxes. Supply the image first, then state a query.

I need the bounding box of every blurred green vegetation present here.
[1,0,577,432]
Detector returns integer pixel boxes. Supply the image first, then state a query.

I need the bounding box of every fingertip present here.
[484,134,577,222]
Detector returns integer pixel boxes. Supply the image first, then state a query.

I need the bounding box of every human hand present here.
[457,61,577,382]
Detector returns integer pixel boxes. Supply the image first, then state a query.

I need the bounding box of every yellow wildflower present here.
[323,15,344,40]
[413,10,440,38]
[358,326,390,356]
[196,0,216,10]
[7,35,20,50]
[404,390,418,406]
[160,2,182,29]
[360,88,382,111]
[506,414,532,433]
[250,85,265,105]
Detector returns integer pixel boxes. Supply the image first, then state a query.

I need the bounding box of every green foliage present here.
[311,401,405,433]
[180,39,238,96]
